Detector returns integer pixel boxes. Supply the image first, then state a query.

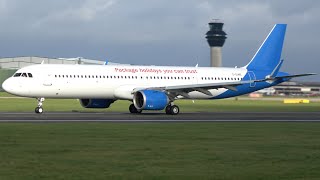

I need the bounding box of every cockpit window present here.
[13,72,33,78]
[13,73,22,77]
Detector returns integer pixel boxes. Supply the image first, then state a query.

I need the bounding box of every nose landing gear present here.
[35,98,45,114]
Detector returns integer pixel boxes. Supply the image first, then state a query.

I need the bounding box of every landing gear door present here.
[248,71,256,87]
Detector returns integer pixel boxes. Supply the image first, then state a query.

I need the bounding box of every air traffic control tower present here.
[206,19,227,67]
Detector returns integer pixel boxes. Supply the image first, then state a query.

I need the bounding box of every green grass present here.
[0,92,319,112]
[0,123,320,179]
[1,92,319,179]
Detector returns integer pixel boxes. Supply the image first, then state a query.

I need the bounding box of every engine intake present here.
[80,99,115,108]
[133,90,169,110]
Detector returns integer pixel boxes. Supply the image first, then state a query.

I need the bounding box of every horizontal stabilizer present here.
[255,73,317,83]
[275,73,317,79]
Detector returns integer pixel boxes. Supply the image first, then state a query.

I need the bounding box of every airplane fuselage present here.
[4,64,266,99]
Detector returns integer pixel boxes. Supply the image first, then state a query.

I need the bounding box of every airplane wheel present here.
[129,104,142,114]
[165,105,172,114]
[170,105,179,115]
[35,107,43,114]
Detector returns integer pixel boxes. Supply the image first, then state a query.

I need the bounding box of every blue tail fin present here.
[245,24,287,72]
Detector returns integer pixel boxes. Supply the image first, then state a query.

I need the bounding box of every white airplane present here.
[2,24,315,115]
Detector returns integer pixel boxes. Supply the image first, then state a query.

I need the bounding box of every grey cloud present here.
[0,0,318,81]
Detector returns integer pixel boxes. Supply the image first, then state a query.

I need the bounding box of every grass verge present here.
[0,123,320,179]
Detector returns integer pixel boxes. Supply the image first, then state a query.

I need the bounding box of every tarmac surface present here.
[0,112,319,122]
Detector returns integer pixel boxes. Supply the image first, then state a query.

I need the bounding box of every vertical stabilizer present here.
[244,24,287,72]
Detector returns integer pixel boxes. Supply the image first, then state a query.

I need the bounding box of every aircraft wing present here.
[136,80,255,99]
[164,80,253,92]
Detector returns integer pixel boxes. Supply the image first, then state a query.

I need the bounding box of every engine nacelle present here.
[133,90,169,110]
[80,99,115,108]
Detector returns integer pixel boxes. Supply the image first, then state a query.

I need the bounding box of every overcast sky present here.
[0,0,319,81]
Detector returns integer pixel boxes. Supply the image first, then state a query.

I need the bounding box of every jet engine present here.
[80,99,115,108]
[133,90,169,110]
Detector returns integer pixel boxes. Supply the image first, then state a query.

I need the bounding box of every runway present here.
[0,112,319,122]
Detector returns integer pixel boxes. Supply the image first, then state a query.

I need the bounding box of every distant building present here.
[257,81,320,96]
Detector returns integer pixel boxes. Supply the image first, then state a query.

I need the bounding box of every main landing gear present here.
[128,103,180,115]
[165,104,180,115]
[35,98,45,114]
[129,104,142,114]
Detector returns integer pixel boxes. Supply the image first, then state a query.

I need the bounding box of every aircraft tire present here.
[165,105,172,114]
[170,105,179,115]
[35,107,43,114]
[129,104,142,114]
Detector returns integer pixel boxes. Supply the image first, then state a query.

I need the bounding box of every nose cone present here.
[2,78,29,96]
[2,78,19,95]
[2,78,11,93]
